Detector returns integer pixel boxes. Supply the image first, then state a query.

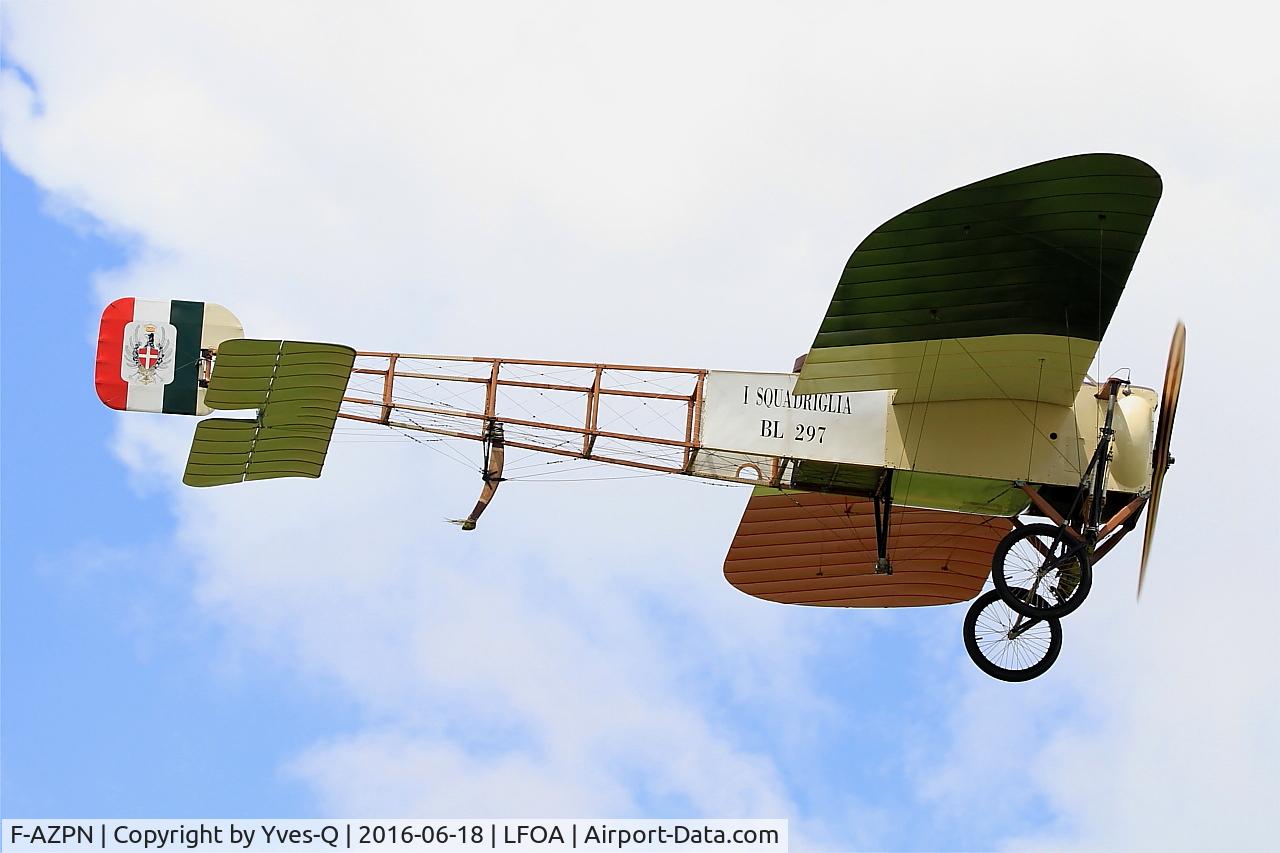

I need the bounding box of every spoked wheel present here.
[992,522,1093,620]
[963,588,1062,682]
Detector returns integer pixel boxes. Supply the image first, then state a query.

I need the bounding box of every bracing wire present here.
[900,337,943,510]
[1026,358,1044,480]
[1096,219,1105,383]
[951,338,1082,472]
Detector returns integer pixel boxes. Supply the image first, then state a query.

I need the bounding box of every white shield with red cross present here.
[121,320,177,386]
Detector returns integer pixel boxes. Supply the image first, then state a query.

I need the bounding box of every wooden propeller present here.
[1138,321,1185,599]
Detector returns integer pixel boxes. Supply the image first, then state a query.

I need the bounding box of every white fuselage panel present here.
[698,370,1155,493]
[700,371,891,467]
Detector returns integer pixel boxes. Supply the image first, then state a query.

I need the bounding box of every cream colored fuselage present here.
[692,370,1156,511]
[888,382,1156,495]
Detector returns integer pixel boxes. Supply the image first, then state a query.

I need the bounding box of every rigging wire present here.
[951,338,1082,471]
[1026,359,1044,481]
[777,487,874,569]
[1063,306,1086,474]
[899,337,943,511]
[506,472,668,484]
[388,413,479,471]
[1096,219,1105,384]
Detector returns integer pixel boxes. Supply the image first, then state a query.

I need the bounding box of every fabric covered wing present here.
[184,418,337,485]
[793,153,1162,405]
[723,487,1012,607]
[183,339,355,486]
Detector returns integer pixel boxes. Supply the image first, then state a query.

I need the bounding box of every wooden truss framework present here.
[337,352,780,486]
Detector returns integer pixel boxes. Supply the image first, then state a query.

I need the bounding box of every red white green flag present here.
[95,298,243,415]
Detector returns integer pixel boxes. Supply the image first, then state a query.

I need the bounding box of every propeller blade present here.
[1138,321,1185,599]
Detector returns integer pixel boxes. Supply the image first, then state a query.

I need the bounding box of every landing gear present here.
[963,588,1062,682]
[991,522,1093,620]
[962,377,1136,680]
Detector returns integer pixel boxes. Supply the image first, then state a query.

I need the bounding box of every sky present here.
[2,2,1278,850]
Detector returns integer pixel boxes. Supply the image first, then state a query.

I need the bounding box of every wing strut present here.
[458,421,505,530]
[872,470,894,575]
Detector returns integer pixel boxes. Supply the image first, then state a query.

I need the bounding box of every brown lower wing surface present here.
[724,489,1012,608]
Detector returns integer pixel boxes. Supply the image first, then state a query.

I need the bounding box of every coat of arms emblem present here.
[120,321,178,386]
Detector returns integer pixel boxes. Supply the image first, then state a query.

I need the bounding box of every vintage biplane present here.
[94,153,1183,682]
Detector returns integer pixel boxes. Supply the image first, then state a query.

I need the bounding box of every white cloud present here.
[4,1,1278,848]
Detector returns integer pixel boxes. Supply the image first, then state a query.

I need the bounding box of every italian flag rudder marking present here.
[95,297,243,416]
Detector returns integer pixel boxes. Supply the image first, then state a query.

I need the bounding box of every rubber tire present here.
[992,522,1093,620]
[963,588,1063,682]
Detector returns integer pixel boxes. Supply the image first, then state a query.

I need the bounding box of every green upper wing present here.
[183,339,355,487]
[793,153,1162,404]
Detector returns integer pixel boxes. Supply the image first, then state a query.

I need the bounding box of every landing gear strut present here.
[964,377,1145,681]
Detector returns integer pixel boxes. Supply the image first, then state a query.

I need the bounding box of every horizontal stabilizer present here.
[183,418,335,486]
[183,339,355,487]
